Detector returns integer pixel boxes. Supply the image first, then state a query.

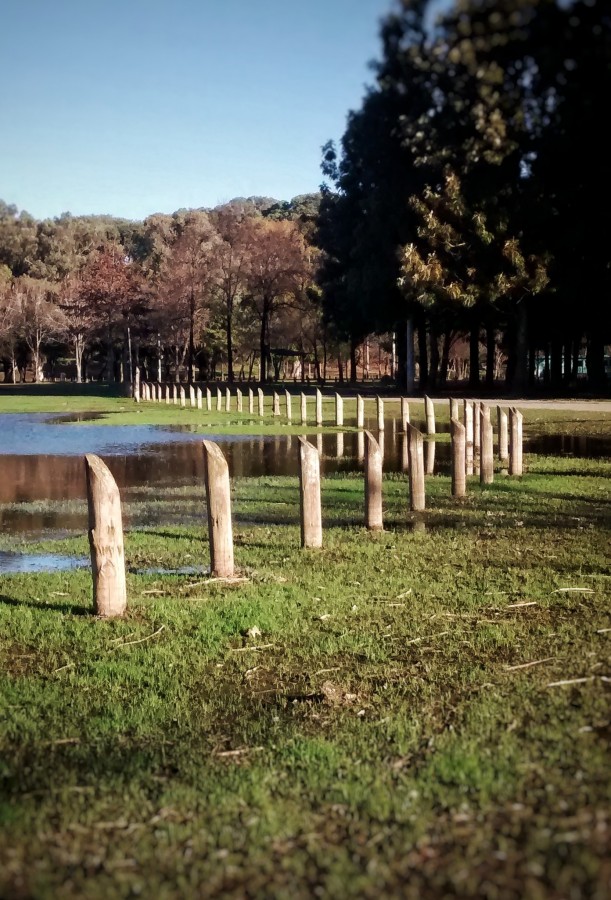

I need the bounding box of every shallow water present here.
[0,550,88,574]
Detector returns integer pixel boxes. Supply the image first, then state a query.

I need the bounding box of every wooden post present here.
[172,384,177,405]
[202,441,234,578]
[424,395,435,435]
[300,392,307,425]
[236,388,243,412]
[179,386,186,407]
[133,369,140,403]
[216,388,222,411]
[464,400,474,476]
[473,401,481,455]
[164,384,171,404]
[156,382,162,402]
[335,393,344,427]
[425,439,436,476]
[400,397,410,428]
[84,454,127,618]
[285,390,292,421]
[480,407,494,485]
[364,430,383,531]
[357,430,365,462]
[205,387,212,412]
[509,408,523,476]
[258,388,265,416]
[377,396,384,431]
[450,398,459,421]
[298,438,322,549]
[497,406,509,462]
[315,389,323,426]
[225,388,231,412]
[450,419,466,498]
[196,387,203,409]
[273,392,280,416]
[407,425,425,511]
[357,395,364,429]
[401,433,409,472]
[248,388,254,415]
[189,385,196,407]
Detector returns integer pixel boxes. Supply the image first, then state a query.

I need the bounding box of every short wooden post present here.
[225,388,231,412]
[473,401,481,455]
[196,387,203,409]
[273,392,280,416]
[164,384,171,404]
[480,407,494,485]
[407,425,425,511]
[376,396,384,431]
[156,383,162,402]
[236,388,243,412]
[424,395,435,435]
[357,395,364,429]
[285,390,292,421]
[171,384,177,405]
[84,454,127,618]
[179,386,186,407]
[248,388,254,415]
[450,419,466,497]
[364,430,383,531]
[425,439,436,476]
[202,440,234,577]
[464,400,474,475]
[335,393,344,427]
[189,385,195,407]
[509,408,523,476]
[315,389,323,426]
[258,388,265,416]
[450,398,459,421]
[300,392,307,425]
[498,406,508,462]
[141,382,147,401]
[216,388,222,411]
[298,438,322,549]
[205,387,212,412]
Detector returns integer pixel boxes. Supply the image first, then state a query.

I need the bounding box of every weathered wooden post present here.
[248,388,254,415]
[425,438,436,476]
[450,398,459,422]
[179,385,186,407]
[133,368,140,403]
[497,406,509,462]
[300,392,307,425]
[172,384,178,405]
[407,424,425,511]
[424,395,436,435]
[473,401,481,455]
[298,438,322,549]
[509,407,523,476]
[364,430,383,531]
[315,389,323,426]
[464,400,474,476]
[225,387,231,412]
[258,388,265,416]
[377,396,385,431]
[205,387,212,412]
[156,382,162,402]
[401,433,409,473]
[401,397,410,427]
[273,392,280,416]
[335,393,344,427]
[357,395,365,429]
[357,430,365,462]
[285,390,292,422]
[202,441,234,578]
[216,388,222,412]
[84,454,127,618]
[141,382,148,401]
[164,384,171,404]
[235,388,242,412]
[196,386,203,409]
[480,406,494,485]
[188,385,195,407]
[450,419,466,497]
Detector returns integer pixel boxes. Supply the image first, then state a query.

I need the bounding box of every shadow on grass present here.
[0,594,90,616]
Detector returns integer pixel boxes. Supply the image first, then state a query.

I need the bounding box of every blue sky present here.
[1,0,393,220]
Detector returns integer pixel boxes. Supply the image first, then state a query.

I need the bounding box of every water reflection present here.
[0,550,88,574]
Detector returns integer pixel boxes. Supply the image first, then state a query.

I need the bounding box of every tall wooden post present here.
[315,389,323,426]
[335,393,344,427]
[298,438,322,548]
[377,396,385,431]
[509,408,523,476]
[84,454,127,618]
[480,407,494,485]
[364,430,383,531]
[202,441,234,578]
[424,395,435,435]
[498,406,509,462]
[285,390,292,421]
[357,430,365,462]
[205,387,212,412]
[401,397,410,428]
[196,387,203,409]
[225,388,231,412]
[273,392,280,416]
[300,392,307,425]
[464,400,474,476]
[407,424,425,511]
[450,419,466,497]
[133,367,140,403]
[357,395,364,429]
[258,388,265,416]
[248,388,254,415]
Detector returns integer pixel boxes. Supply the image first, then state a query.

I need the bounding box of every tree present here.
[11,276,65,381]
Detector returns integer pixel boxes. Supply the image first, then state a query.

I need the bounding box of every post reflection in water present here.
[357,431,365,463]
[336,432,345,459]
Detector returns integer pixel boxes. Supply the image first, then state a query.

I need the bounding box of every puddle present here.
[0,551,88,574]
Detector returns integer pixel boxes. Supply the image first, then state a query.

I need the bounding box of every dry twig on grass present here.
[111,625,166,649]
[504,657,555,672]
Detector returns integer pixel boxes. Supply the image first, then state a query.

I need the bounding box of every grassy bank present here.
[1,444,610,896]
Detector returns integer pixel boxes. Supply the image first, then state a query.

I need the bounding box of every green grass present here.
[1,427,610,897]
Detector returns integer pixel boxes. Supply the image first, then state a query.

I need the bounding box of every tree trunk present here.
[511,303,528,394]
[417,314,428,390]
[188,290,196,383]
[226,308,234,383]
[469,318,480,389]
[259,298,269,383]
[485,326,496,388]
[349,336,358,384]
[586,331,605,391]
[440,331,451,388]
[429,327,439,390]
[551,335,562,390]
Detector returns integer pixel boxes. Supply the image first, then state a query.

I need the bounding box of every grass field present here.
[0,389,609,898]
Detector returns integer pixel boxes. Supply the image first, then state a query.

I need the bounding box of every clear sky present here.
[1,0,393,221]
